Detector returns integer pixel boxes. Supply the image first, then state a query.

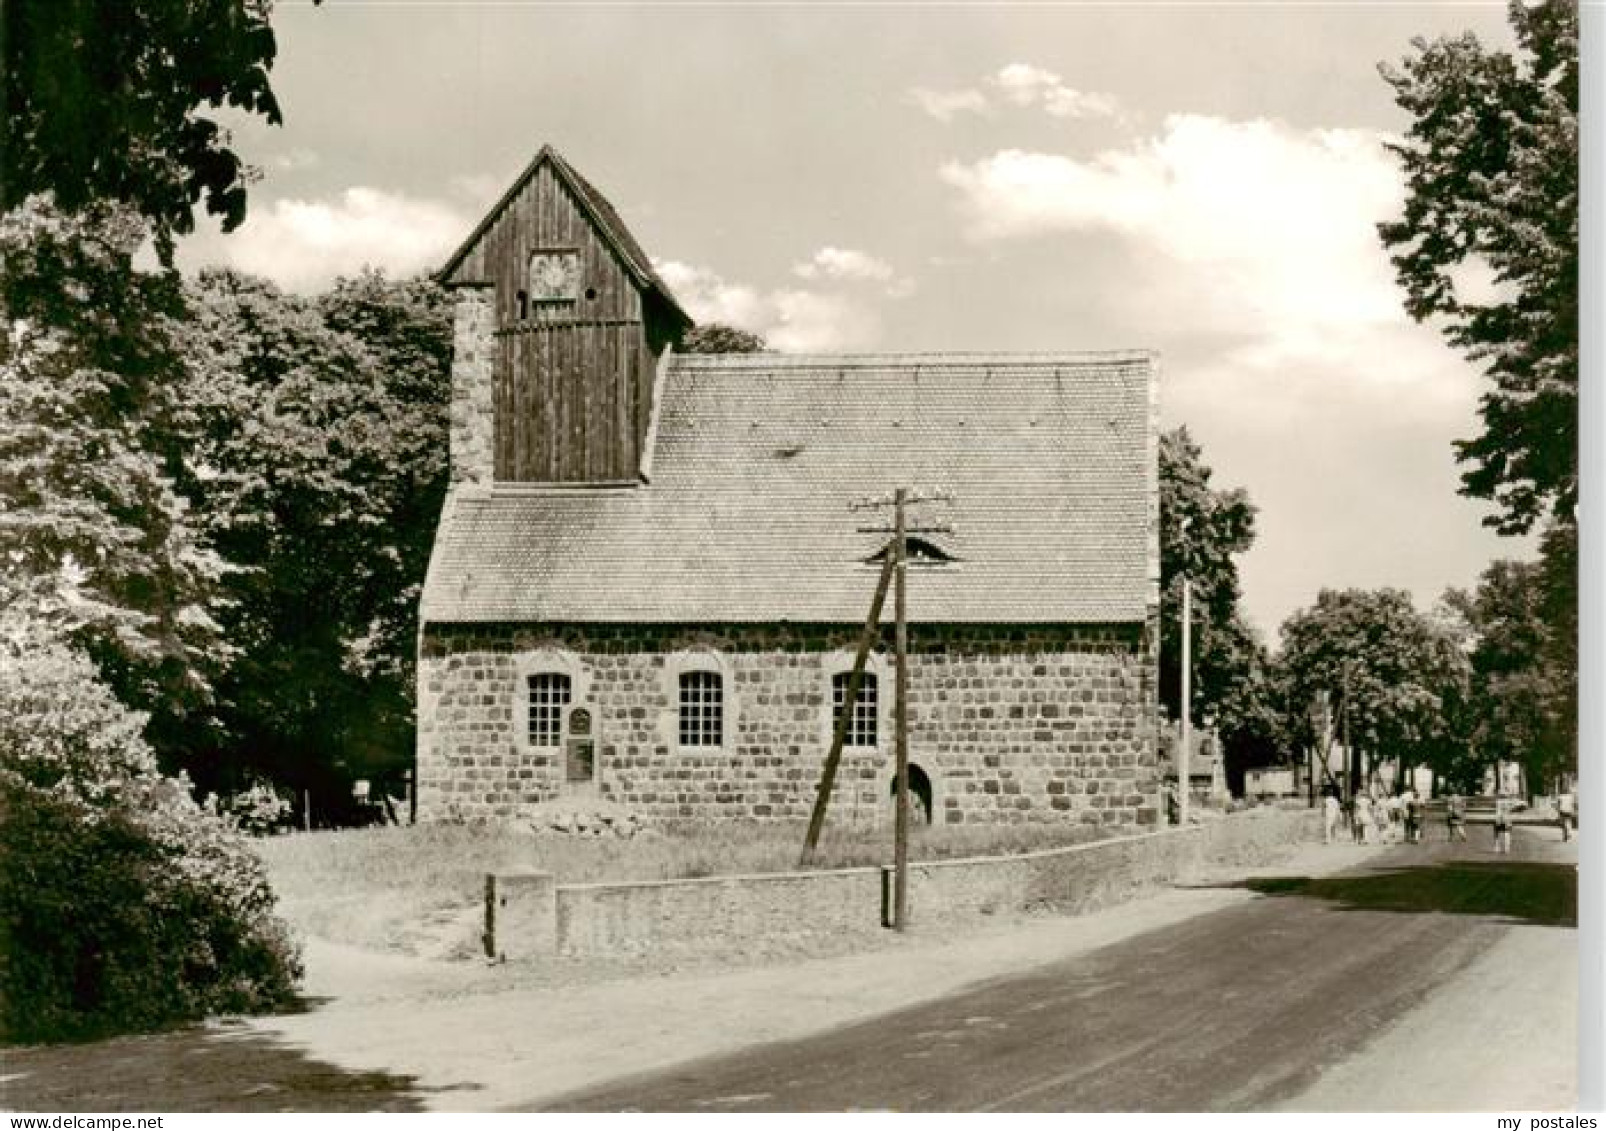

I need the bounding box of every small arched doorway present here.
[889,763,933,825]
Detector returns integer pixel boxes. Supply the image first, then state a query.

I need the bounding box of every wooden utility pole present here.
[813,486,952,931]
[1342,661,1356,803]
[801,553,896,863]
[892,487,910,932]
[1179,577,1191,829]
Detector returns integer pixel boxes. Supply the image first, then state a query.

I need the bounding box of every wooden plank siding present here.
[460,161,656,483]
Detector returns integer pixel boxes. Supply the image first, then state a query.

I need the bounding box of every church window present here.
[832,671,878,747]
[527,672,571,746]
[678,670,724,747]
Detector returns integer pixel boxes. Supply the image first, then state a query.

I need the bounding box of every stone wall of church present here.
[415,621,1160,830]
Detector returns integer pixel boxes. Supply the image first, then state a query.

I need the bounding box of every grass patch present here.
[257,818,1122,959]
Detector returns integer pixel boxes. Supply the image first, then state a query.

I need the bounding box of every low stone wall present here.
[554,866,886,959]
[891,806,1319,927]
[486,807,1321,960]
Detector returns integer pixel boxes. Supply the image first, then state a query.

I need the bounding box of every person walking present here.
[1447,792,1467,842]
[1559,790,1576,842]
[1323,788,1342,844]
[1402,786,1420,844]
[1493,794,1514,854]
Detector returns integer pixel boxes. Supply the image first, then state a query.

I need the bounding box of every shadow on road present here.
[0,1019,451,1112]
[1225,861,1576,928]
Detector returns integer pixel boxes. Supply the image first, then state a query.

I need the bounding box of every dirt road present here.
[1,829,1577,1112]
[536,831,1576,1111]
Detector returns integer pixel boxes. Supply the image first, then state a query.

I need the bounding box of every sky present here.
[177,0,1539,642]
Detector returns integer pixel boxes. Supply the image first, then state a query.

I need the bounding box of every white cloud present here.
[908,64,1119,124]
[934,112,1510,633]
[209,188,468,292]
[906,86,990,123]
[768,289,879,354]
[939,115,1417,376]
[991,63,1119,119]
[655,259,773,330]
[793,246,894,283]
[790,246,914,299]
[655,258,883,353]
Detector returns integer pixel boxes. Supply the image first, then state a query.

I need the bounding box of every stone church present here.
[416,146,1162,829]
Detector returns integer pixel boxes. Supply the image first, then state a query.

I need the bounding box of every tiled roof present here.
[422,351,1159,624]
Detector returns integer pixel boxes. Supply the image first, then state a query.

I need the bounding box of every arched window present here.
[832,671,878,747]
[527,672,572,747]
[678,670,724,747]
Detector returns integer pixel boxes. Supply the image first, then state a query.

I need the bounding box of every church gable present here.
[437,147,690,484]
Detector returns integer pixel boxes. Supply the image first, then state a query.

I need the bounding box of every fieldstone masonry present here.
[448,286,495,490]
[416,622,1160,829]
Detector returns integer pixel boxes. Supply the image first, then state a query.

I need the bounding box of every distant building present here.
[415,147,1163,828]
[1244,767,1298,800]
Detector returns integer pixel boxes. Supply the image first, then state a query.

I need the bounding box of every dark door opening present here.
[890,763,933,824]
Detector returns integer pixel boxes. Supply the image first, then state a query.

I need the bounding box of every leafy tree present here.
[1158,431,1254,707]
[1378,0,1578,536]
[679,323,766,354]
[174,268,451,806]
[1278,588,1470,793]
[0,198,231,757]
[1442,554,1574,793]
[1155,428,1275,790]
[0,618,300,1042]
[3,0,288,261]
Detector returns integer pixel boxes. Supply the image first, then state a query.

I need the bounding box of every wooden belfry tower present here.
[436,146,692,484]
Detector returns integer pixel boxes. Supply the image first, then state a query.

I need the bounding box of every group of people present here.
[1322,785,1427,846]
[1320,785,1527,852]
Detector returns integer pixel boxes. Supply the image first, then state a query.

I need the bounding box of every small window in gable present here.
[528,672,572,746]
[678,670,724,747]
[864,537,959,567]
[832,671,878,747]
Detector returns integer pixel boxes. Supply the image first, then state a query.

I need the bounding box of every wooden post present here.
[893,488,910,932]
[1179,578,1191,829]
[801,554,896,863]
[1342,662,1356,803]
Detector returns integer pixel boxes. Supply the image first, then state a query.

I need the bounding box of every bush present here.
[222,781,294,836]
[0,636,302,1043]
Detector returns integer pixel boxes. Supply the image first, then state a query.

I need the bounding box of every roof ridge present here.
[671,349,1158,368]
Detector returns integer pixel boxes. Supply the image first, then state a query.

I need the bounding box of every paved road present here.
[538,831,1577,1112]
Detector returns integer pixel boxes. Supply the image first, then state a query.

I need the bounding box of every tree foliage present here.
[1441,550,1574,792]
[0,198,232,754]
[1278,588,1470,787]
[174,268,452,802]
[679,322,766,354]
[0,621,300,1042]
[2,0,287,261]
[1379,0,1578,535]
[1156,428,1276,788]
[1158,430,1257,710]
